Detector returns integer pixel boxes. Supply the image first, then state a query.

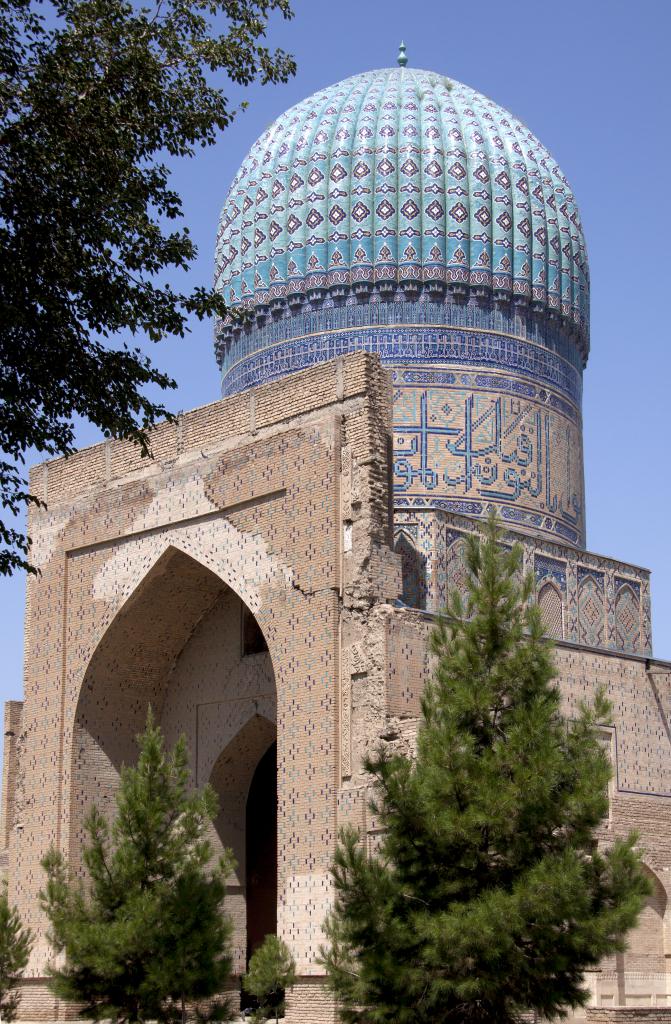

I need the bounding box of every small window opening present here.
[242,605,268,656]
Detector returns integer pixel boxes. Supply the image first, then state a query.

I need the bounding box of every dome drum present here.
[214,64,590,549]
[214,285,586,369]
[216,274,588,366]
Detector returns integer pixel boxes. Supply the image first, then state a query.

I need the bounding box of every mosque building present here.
[3,48,671,1024]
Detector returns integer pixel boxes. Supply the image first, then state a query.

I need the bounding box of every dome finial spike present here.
[397,40,408,67]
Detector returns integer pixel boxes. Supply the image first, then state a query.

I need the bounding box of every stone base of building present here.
[13,977,337,1024]
[285,978,338,1024]
[586,1010,671,1023]
[13,979,59,1021]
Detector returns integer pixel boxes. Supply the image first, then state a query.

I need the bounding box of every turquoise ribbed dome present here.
[214,65,589,360]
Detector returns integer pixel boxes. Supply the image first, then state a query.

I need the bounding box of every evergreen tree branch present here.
[320,511,650,1024]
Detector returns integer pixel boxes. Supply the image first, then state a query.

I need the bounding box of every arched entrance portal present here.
[70,546,278,981]
[246,742,277,961]
[613,865,668,1005]
[209,716,277,972]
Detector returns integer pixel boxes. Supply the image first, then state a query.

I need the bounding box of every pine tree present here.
[321,513,650,1024]
[40,710,233,1024]
[0,884,33,1022]
[244,935,296,1024]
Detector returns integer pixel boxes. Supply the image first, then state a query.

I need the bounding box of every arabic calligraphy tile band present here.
[393,366,584,547]
[214,60,589,551]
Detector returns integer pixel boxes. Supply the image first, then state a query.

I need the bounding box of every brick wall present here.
[5,353,400,1022]
[7,350,671,1022]
[1,701,23,848]
[587,1010,671,1022]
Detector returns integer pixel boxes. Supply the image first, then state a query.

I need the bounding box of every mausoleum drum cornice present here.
[214,66,589,363]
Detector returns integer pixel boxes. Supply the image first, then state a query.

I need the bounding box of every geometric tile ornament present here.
[393,509,651,657]
[215,67,589,344]
[538,581,564,639]
[578,571,605,648]
[214,64,589,547]
[616,582,642,653]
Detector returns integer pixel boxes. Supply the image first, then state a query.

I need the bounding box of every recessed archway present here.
[70,548,229,858]
[246,741,278,961]
[538,580,564,640]
[69,546,278,984]
[208,716,277,973]
[610,865,669,1006]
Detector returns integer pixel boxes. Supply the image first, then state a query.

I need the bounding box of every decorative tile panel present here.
[215,67,589,352]
[394,508,652,657]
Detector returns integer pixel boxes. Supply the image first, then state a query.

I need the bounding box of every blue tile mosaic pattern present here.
[394,509,652,658]
[219,302,583,401]
[214,62,590,548]
[215,66,589,355]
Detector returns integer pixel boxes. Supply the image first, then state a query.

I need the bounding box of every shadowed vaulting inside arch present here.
[613,865,669,1004]
[70,545,278,975]
[209,718,278,969]
[247,741,277,961]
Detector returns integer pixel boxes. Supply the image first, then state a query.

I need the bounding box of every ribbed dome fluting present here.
[213,64,590,549]
[215,67,589,359]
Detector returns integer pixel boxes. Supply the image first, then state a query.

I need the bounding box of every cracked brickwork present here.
[3,353,671,1023]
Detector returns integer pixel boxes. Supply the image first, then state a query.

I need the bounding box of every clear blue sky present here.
[1,0,670,732]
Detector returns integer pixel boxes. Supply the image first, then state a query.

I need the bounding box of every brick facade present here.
[3,353,671,1022]
[587,1012,671,1023]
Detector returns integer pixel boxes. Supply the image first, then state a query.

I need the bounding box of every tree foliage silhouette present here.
[244,934,296,1023]
[0,0,295,574]
[321,513,649,1024]
[0,884,32,1022]
[41,710,234,1023]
